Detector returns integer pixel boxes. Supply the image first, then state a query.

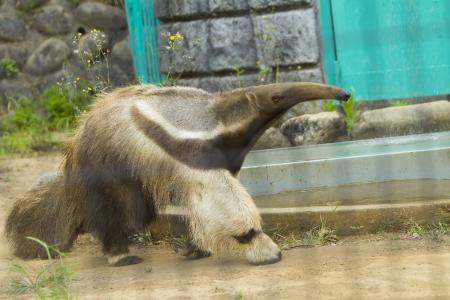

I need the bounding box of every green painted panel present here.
[321,0,450,100]
[124,0,161,84]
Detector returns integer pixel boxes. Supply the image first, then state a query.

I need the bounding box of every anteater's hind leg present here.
[83,165,154,267]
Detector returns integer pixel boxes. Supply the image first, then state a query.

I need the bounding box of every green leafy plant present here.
[160,31,190,87]
[266,213,338,249]
[321,100,336,112]
[341,95,358,135]
[391,99,410,107]
[302,214,338,246]
[0,58,19,78]
[0,84,90,156]
[42,85,89,130]
[254,14,281,84]
[10,237,76,299]
[232,64,245,88]
[407,220,449,242]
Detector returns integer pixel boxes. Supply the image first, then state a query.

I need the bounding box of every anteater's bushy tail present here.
[5,174,83,259]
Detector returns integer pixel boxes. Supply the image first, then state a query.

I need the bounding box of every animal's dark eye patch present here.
[234,228,259,244]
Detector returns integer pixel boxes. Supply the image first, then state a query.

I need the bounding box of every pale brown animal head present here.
[243,82,351,116]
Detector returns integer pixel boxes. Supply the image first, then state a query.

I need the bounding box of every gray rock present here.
[253,9,319,66]
[174,72,260,91]
[25,38,70,75]
[76,2,126,30]
[253,127,291,150]
[175,78,200,88]
[35,69,65,90]
[278,68,323,83]
[0,74,33,103]
[209,16,257,71]
[88,62,130,86]
[197,75,235,92]
[352,100,450,139]
[111,36,133,73]
[281,112,346,146]
[209,0,248,13]
[0,44,28,67]
[154,0,210,20]
[249,0,312,10]
[170,0,209,17]
[33,5,73,35]
[16,0,48,11]
[154,0,170,20]
[0,14,27,42]
[77,29,109,61]
[158,20,210,73]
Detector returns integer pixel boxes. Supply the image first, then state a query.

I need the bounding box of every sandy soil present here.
[0,154,449,300]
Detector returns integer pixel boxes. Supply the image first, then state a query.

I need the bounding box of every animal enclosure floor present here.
[0,154,449,300]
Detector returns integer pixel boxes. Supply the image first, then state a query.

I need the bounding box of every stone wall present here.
[154,0,324,93]
[0,0,135,103]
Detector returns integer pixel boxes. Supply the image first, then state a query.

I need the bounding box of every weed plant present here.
[10,237,76,299]
[0,58,19,78]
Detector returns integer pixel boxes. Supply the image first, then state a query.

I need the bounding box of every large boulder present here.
[77,29,109,61]
[16,0,48,11]
[352,100,450,139]
[281,112,346,146]
[33,5,73,35]
[24,38,70,75]
[76,2,126,30]
[111,36,133,74]
[0,44,28,67]
[253,127,291,150]
[88,62,130,87]
[0,74,33,103]
[0,13,27,42]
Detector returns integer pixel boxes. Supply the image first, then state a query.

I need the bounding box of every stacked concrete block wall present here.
[154,0,324,93]
[0,0,135,104]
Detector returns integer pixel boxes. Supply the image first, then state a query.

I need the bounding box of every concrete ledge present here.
[150,198,450,238]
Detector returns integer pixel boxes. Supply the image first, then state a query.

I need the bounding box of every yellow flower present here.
[169,35,175,41]
[175,32,182,39]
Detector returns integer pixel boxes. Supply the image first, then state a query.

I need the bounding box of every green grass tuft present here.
[406,220,449,242]
[0,58,19,78]
[10,237,76,299]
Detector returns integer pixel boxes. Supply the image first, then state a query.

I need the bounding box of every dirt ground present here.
[0,154,449,300]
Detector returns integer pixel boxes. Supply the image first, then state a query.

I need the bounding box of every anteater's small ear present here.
[245,92,258,102]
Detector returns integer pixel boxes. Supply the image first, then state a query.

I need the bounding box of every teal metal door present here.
[320,0,450,100]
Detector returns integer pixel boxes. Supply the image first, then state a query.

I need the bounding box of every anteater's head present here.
[243,82,351,116]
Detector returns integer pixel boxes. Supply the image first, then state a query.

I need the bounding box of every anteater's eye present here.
[272,95,282,103]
